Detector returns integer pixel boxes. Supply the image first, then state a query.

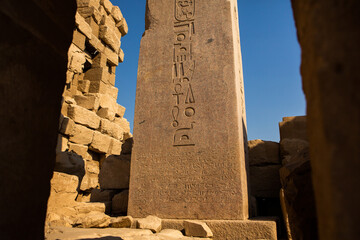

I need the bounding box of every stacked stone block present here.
[47,0,132,229]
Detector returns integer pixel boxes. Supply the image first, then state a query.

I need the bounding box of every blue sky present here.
[112,0,305,142]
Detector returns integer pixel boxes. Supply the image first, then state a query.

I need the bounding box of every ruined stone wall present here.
[46,0,133,229]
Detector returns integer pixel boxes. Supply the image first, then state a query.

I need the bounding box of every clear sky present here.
[112,0,305,142]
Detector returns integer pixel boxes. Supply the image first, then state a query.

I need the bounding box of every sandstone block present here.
[137,215,162,233]
[280,138,309,164]
[98,93,117,112]
[248,139,280,166]
[100,0,113,14]
[69,123,94,145]
[104,46,119,66]
[112,190,129,215]
[250,165,282,198]
[80,160,100,191]
[108,86,118,99]
[89,131,112,153]
[110,216,133,228]
[68,44,86,73]
[77,6,101,24]
[48,172,79,206]
[76,0,100,9]
[60,117,75,136]
[111,6,123,23]
[75,202,106,215]
[118,48,124,62]
[84,67,110,84]
[101,15,116,29]
[99,155,130,189]
[184,220,213,238]
[72,30,86,50]
[97,107,115,121]
[61,101,69,116]
[116,18,128,36]
[100,118,124,140]
[109,73,116,86]
[88,34,105,53]
[114,117,130,133]
[75,211,111,228]
[90,189,117,202]
[68,104,101,129]
[55,152,85,177]
[74,94,100,111]
[158,229,184,238]
[89,80,109,94]
[85,16,99,38]
[280,148,317,239]
[75,12,92,39]
[78,80,90,93]
[56,134,69,154]
[279,116,307,141]
[109,138,122,155]
[99,25,121,52]
[92,52,108,68]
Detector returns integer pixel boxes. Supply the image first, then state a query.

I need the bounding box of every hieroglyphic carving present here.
[172,0,196,147]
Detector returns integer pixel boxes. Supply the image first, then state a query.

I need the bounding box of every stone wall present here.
[46,0,132,229]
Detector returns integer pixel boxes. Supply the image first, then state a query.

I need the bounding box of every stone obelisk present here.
[128,0,249,220]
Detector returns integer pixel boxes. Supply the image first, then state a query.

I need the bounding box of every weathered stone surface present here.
[76,0,100,9]
[97,107,115,121]
[90,189,117,202]
[158,229,184,238]
[99,155,131,189]
[67,104,100,129]
[88,34,106,53]
[112,190,129,215]
[280,138,309,165]
[68,123,94,145]
[162,219,277,240]
[116,18,128,37]
[116,104,126,118]
[111,6,123,23]
[109,138,122,155]
[89,79,109,94]
[128,0,248,220]
[118,48,124,62]
[72,30,86,50]
[56,134,69,154]
[279,116,307,141]
[279,148,318,239]
[47,172,79,210]
[101,14,116,29]
[89,131,112,153]
[100,118,124,140]
[114,117,131,139]
[55,152,85,177]
[84,67,110,84]
[85,16,100,38]
[75,12,92,39]
[184,220,213,238]
[98,93,117,112]
[68,143,90,160]
[68,44,86,73]
[104,46,119,66]
[108,85,119,99]
[248,139,280,166]
[77,6,101,24]
[121,137,133,154]
[138,215,162,233]
[250,165,281,198]
[77,80,90,93]
[100,0,113,14]
[74,94,100,111]
[99,25,120,52]
[110,216,133,228]
[75,211,111,228]
[74,202,106,214]
[79,160,100,191]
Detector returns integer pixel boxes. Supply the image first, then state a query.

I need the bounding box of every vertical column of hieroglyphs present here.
[172,0,196,147]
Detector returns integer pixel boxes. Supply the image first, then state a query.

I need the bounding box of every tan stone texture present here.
[69,123,94,145]
[85,16,100,38]
[68,104,100,129]
[183,220,213,238]
[75,12,92,40]
[97,107,116,121]
[77,6,101,24]
[128,0,248,220]
[99,155,130,189]
[248,139,280,166]
[78,80,90,93]
[76,0,100,9]
[55,152,85,176]
[89,131,112,153]
[89,80,109,94]
[74,94,100,110]
[85,67,110,84]
[116,18,128,36]
[109,138,122,155]
[291,1,360,239]
[104,46,119,65]
[100,118,124,140]
[250,165,281,198]
[137,215,162,233]
[111,6,123,23]
[99,25,121,52]
[162,219,277,240]
[110,216,133,228]
[72,30,86,50]
[279,116,307,141]
[56,134,69,154]
[108,86,119,99]
[60,117,75,136]
[68,143,91,160]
